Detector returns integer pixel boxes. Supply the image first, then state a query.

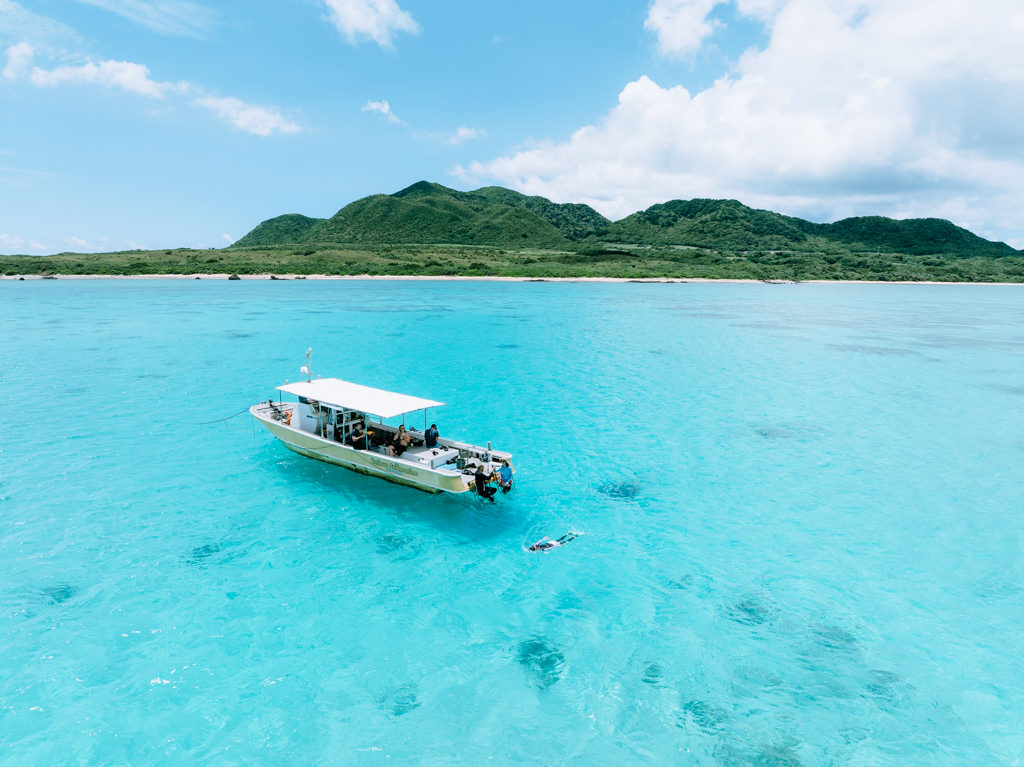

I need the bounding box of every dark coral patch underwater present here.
[515,636,566,689]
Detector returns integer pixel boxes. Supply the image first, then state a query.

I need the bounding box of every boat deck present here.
[251,401,508,476]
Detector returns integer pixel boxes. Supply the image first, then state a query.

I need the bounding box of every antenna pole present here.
[301,347,313,382]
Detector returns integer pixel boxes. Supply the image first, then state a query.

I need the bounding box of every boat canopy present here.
[277,378,444,419]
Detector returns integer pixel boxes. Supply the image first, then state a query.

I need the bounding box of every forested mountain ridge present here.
[235,182,1020,259]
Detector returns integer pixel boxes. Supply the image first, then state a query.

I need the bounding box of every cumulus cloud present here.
[362,99,404,124]
[733,0,786,19]
[462,0,1024,244]
[3,42,33,80]
[29,58,185,98]
[645,0,792,57]
[322,0,418,48]
[67,0,217,37]
[645,0,723,57]
[192,96,301,136]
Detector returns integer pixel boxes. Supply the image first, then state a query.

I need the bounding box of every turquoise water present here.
[2,279,1023,765]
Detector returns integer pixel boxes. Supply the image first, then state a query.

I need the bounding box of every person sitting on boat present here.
[529,532,579,552]
[497,459,514,493]
[474,462,497,501]
[390,425,412,457]
[347,422,367,449]
[425,423,440,449]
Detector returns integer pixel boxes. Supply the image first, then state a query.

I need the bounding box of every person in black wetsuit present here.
[474,463,497,501]
[425,423,439,449]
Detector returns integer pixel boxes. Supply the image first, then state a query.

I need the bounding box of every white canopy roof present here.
[277,378,444,419]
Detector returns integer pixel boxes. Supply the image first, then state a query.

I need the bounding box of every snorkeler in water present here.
[529,532,580,552]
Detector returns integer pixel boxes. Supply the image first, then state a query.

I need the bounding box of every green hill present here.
[232,182,1020,260]
[233,181,610,249]
[801,216,1018,257]
[468,186,610,241]
[600,199,1017,258]
[235,213,321,247]
[311,190,565,248]
[604,199,817,250]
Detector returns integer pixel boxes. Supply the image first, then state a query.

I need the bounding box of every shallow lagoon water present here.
[1,280,1023,765]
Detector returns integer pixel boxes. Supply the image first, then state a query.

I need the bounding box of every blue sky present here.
[2,0,1023,254]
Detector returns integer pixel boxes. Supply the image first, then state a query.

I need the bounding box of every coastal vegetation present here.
[3,182,1022,282]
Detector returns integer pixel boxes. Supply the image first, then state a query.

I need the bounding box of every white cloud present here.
[29,58,185,98]
[362,99,404,124]
[192,96,301,136]
[2,2,298,138]
[732,0,785,19]
[0,1,83,52]
[0,233,46,254]
[8,45,301,137]
[221,233,233,243]
[67,0,217,37]
[3,42,33,80]
[322,0,418,48]
[65,236,90,249]
[645,0,724,57]
[462,0,1024,245]
[412,125,486,145]
[362,103,481,145]
[447,126,485,146]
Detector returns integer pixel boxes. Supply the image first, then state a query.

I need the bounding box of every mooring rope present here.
[198,407,252,425]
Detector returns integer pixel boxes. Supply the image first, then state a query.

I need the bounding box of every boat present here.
[250,350,514,496]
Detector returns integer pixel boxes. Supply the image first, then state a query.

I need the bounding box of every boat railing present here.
[252,400,295,424]
[255,401,509,467]
[371,425,510,462]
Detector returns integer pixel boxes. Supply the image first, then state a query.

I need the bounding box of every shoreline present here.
[0,273,1022,286]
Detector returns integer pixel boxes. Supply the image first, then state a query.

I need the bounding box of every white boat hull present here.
[251,405,474,494]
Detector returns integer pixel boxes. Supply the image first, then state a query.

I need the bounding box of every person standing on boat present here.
[425,423,440,449]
